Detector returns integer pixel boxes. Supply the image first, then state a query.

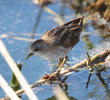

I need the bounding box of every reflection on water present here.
[0,0,110,100]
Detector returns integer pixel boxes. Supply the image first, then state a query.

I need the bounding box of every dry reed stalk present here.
[0,75,20,100]
[44,6,64,25]
[0,39,38,100]
[53,86,69,100]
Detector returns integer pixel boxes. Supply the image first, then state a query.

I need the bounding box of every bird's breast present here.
[34,46,72,61]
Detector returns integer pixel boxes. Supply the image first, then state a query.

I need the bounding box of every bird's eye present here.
[34,48,39,51]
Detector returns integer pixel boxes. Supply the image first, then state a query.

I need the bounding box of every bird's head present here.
[26,39,50,60]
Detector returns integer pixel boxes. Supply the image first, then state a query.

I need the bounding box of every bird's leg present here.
[63,56,70,67]
[57,56,68,73]
[43,56,68,81]
[58,58,62,66]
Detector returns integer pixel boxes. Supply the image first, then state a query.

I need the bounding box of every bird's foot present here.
[42,72,61,82]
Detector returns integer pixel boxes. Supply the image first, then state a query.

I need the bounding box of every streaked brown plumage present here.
[27,16,84,61]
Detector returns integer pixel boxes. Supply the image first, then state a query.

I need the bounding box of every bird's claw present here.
[42,72,61,82]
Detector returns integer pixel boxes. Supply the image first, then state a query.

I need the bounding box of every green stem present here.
[10,64,22,91]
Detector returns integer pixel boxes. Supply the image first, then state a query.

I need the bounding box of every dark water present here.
[0,0,110,100]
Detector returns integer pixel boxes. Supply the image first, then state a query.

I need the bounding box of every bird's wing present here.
[41,26,68,45]
[41,17,84,46]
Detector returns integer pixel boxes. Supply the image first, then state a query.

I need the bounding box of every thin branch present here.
[61,49,110,75]
[15,49,110,96]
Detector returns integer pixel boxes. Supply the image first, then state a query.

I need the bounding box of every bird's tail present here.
[78,16,84,31]
[63,16,84,27]
[66,16,84,37]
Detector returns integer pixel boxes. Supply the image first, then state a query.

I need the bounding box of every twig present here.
[86,71,92,89]
[2,49,110,100]
[61,49,110,75]
[85,52,93,89]
[14,49,110,96]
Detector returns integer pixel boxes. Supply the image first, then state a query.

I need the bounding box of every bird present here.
[26,16,84,80]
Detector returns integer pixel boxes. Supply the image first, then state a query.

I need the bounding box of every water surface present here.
[0,0,110,100]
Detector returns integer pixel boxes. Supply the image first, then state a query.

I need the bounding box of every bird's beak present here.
[26,52,33,60]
